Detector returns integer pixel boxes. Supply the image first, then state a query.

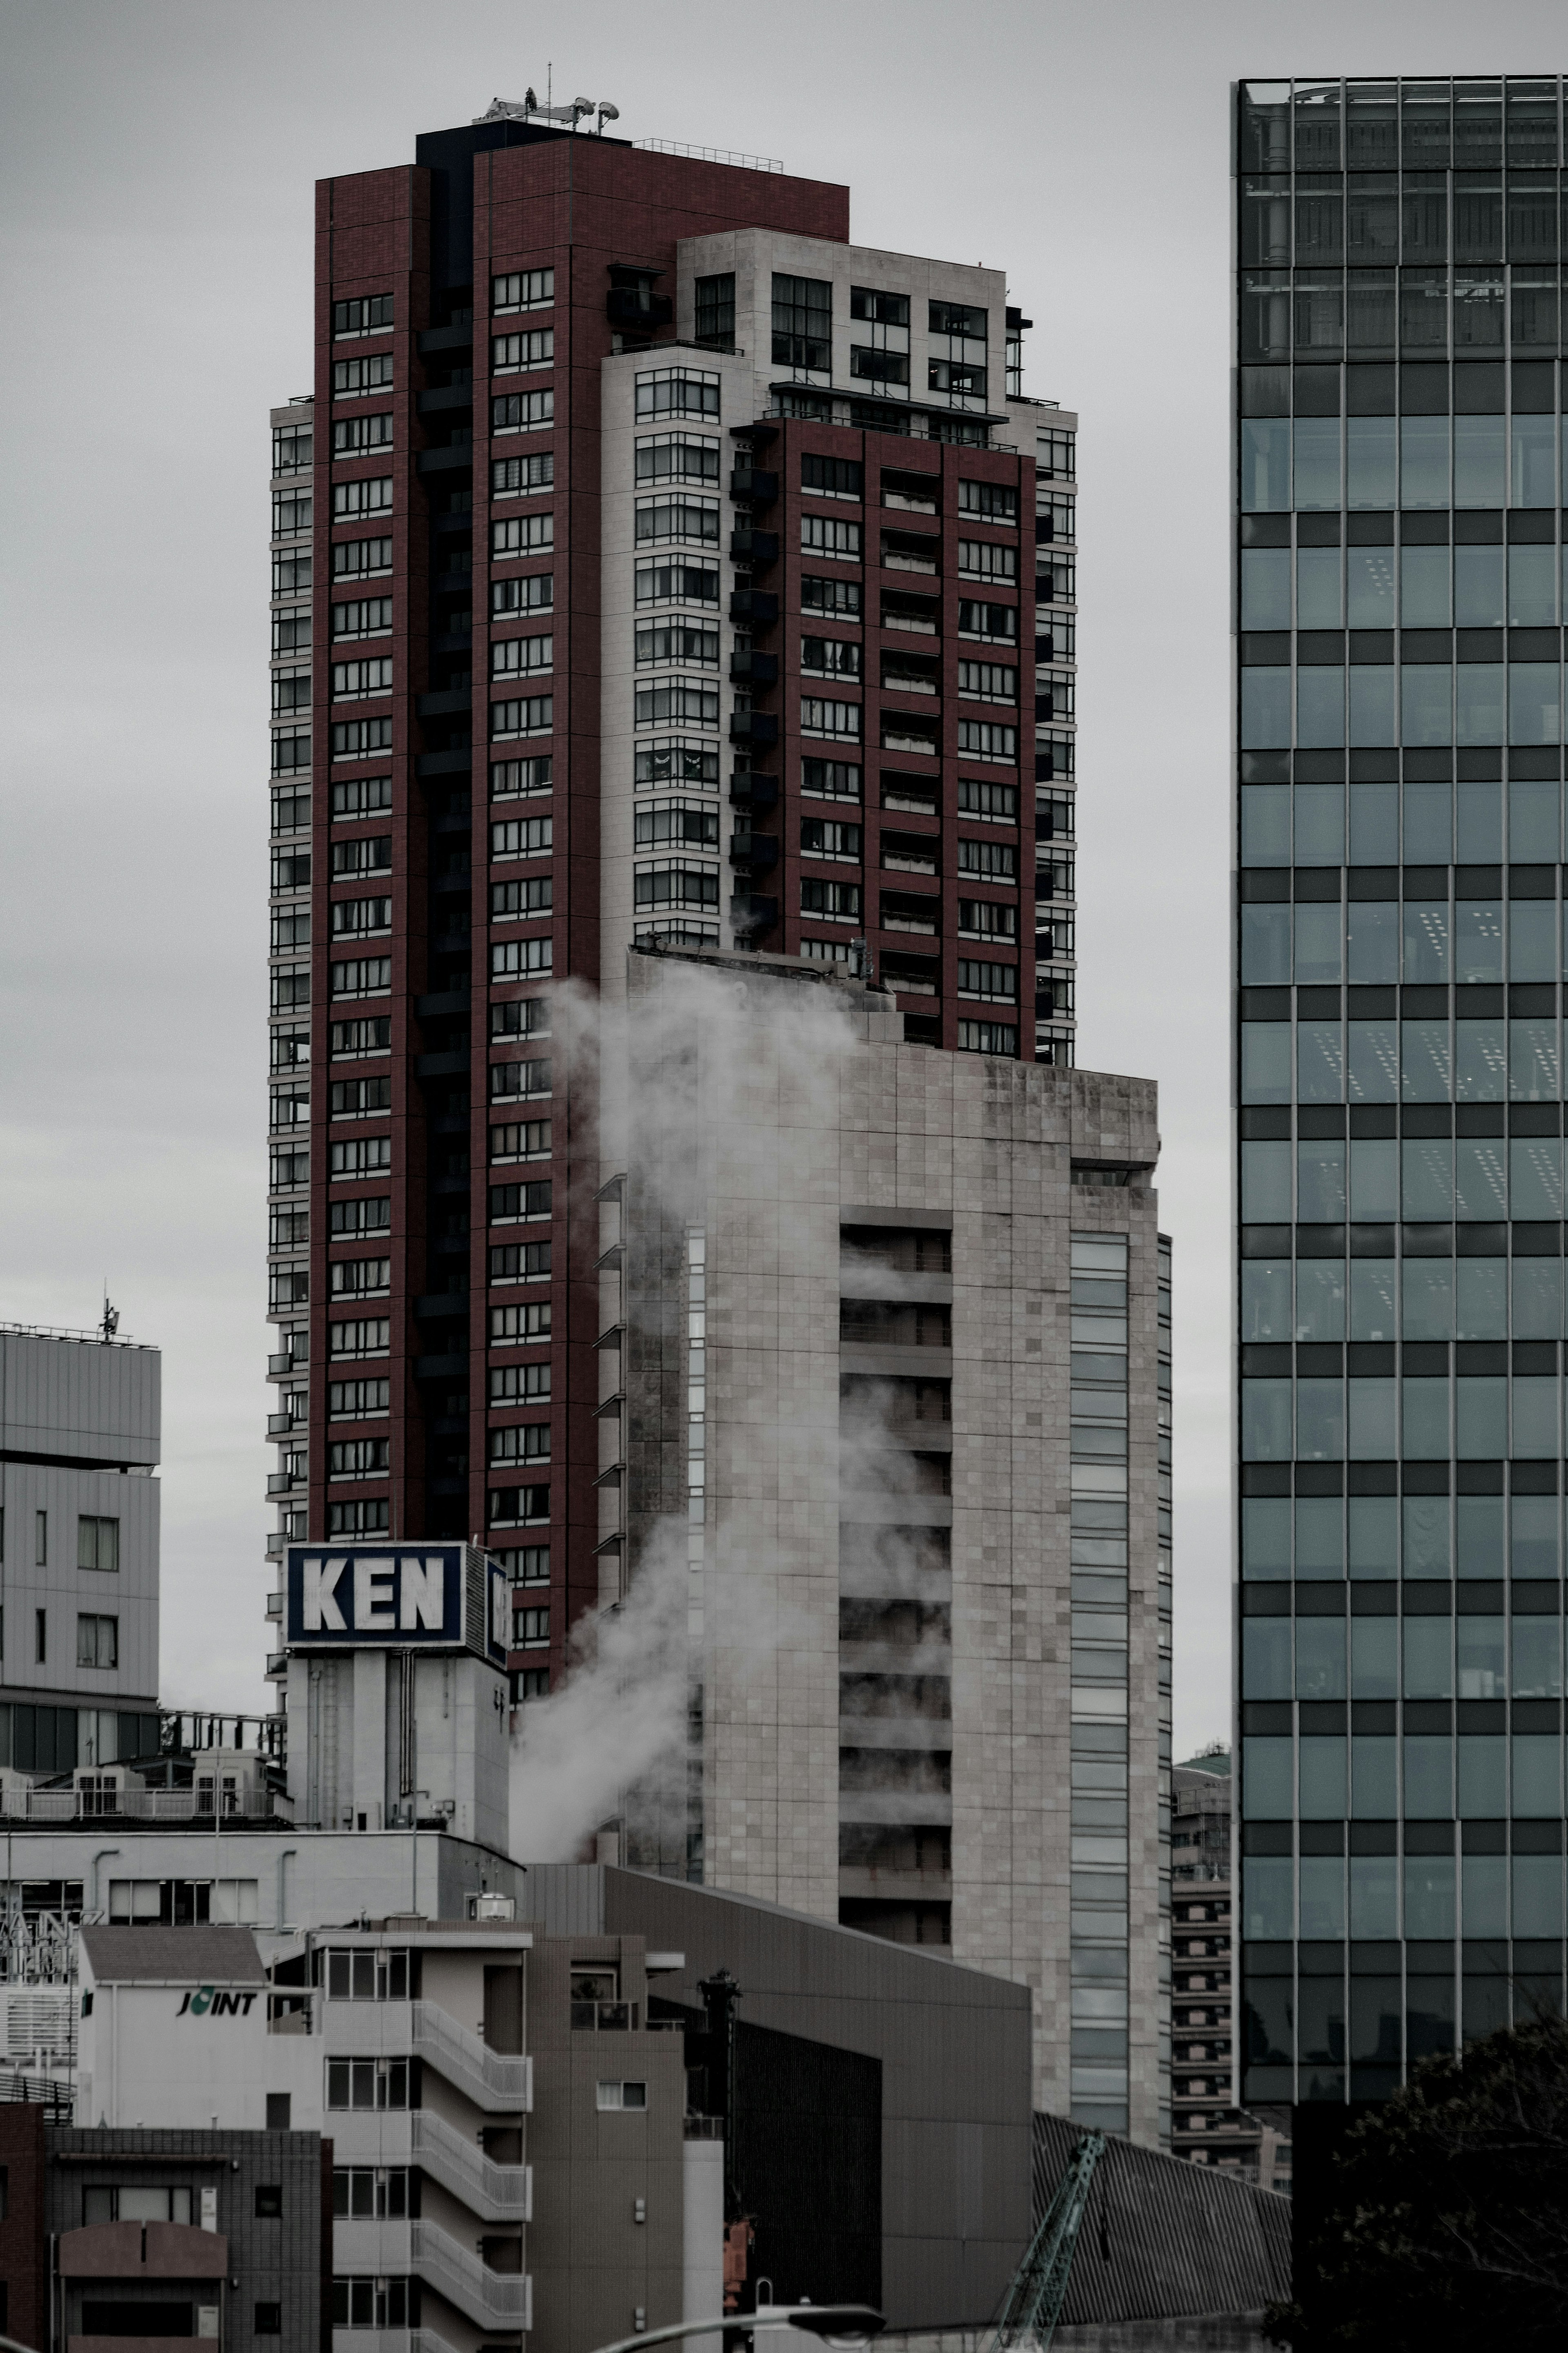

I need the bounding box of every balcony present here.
[0,1784,285,1825]
[729,830,777,874]
[730,528,778,567]
[729,589,778,627]
[728,772,777,812]
[417,385,474,417]
[606,287,672,330]
[265,1652,288,1680]
[265,1592,284,1620]
[730,650,778,686]
[729,711,778,748]
[729,466,777,505]
[325,1999,534,2113]
[419,323,475,358]
[416,445,474,477]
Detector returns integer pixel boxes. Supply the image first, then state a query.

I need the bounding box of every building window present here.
[332,477,393,522]
[272,424,313,474]
[35,1510,47,1566]
[957,1019,1018,1056]
[635,495,720,546]
[77,1517,120,1574]
[490,696,554,742]
[328,1319,391,1360]
[493,268,555,313]
[491,634,553,680]
[634,368,719,421]
[332,2278,411,2329]
[332,414,393,458]
[802,454,864,501]
[772,275,832,373]
[76,1615,118,1670]
[35,1609,46,1664]
[333,354,393,399]
[516,1605,550,1646]
[800,879,862,922]
[596,2080,648,2111]
[958,480,1017,522]
[694,273,736,351]
[957,539,1018,583]
[332,295,393,339]
[254,2306,281,2335]
[801,515,862,562]
[326,1500,391,1538]
[492,328,554,372]
[800,697,862,741]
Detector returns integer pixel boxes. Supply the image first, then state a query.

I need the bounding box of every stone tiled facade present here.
[604,946,1169,2138]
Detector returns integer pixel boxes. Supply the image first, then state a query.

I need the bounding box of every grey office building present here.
[1236,76,1568,2107]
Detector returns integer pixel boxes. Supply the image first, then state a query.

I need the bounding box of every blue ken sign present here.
[285,1545,508,1666]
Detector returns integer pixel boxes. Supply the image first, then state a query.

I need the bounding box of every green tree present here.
[1267,2017,1568,2350]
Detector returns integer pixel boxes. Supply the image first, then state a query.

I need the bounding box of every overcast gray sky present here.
[3,0,1558,1750]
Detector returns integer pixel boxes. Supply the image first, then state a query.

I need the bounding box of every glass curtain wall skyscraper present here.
[1235,77,1568,2109]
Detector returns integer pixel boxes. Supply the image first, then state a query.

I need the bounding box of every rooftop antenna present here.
[596,101,619,134]
[100,1286,119,1343]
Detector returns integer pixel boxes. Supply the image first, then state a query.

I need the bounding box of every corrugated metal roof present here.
[1032,2111,1291,2326]
[80,1926,265,1985]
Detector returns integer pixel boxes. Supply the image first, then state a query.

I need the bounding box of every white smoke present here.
[508,1518,689,1862]
[508,952,944,1863]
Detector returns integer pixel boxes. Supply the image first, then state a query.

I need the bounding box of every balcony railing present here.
[0,1784,283,1824]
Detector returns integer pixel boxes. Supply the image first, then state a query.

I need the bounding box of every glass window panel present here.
[1346,416,1396,509]
[1453,411,1506,504]
[1241,269,1292,361]
[1294,1259,1346,1340]
[1296,1376,1345,1459]
[1456,778,1503,861]
[1346,542,1396,622]
[1454,900,1503,982]
[1293,901,1342,983]
[1508,661,1561,745]
[1241,783,1292,863]
[1512,1853,1565,1936]
[1349,1135,1397,1219]
[1508,541,1557,624]
[1299,1854,1347,1940]
[1511,1253,1562,1338]
[1508,1017,1559,1101]
[1242,1737,1294,1821]
[1298,1139,1346,1218]
[1296,1620,1347,1698]
[1347,902,1398,982]
[1510,1374,1559,1456]
[1454,266,1506,347]
[1349,1849,1399,1930]
[1455,663,1505,745]
[1455,1018,1506,1100]
[1403,899,1450,982]
[1241,419,1291,510]
[1241,669,1291,747]
[1299,1733,1348,1816]
[1456,1491,1504,1572]
[1401,665,1454,745]
[1404,1852,1456,1936]
[1401,1136,1454,1217]
[1454,1139,1506,1218]
[1404,1620,1454,1698]
[1349,1257,1396,1338]
[1400,413,1451,506]
[1510,898,1557,979]
[1346,272,1395,355]
[1401,1375,1452,1454]
[1296,1493,1344,1571]
[1297,1021,1344,1102]
[1348,1378,1395,1462]
[1459,1735,1506,1811]
[1241,546,1292,627]
[1403,778,1454,861]
[1508,776,1561,860]
[1294,417,1343,507]
[1510,1490,1560,1575]
[1351,1615,1398,1694]
[1454,541,1504,624]
[1456,1374,1506,1456]
[1511,1617,1564,1699]
[1401,544,1451,626]
[1242,901,1291,983]
[1401,1019,1452,1100]
[1403,1731,1454,1812]
[1241,1378,1292,1459]
[1513,1732,1563,1815]
[1348,1020,1399,1100]
[1462,1852,1508,1937]
[1454,1256,1506,1337]
[1297,670,1345,749]
[1241,1139,1292,1220]
[1457,1617,1506,1699]
[1243,1854,1295,1935]
[1404,1491,1452,1574]
[1240,177,1292,266]
[1241,1493,1292,1575]
[1242,1259,1292,1340]
[1403,1258,1456,1341]
[1349,665,1396,746]
[1510,412,1556,508]
[1350,778,1400,860]
[1350,1492,1399,1573]
[1294,781,1345,862]
[1242,1618,1292,1698]
[1399,265,1450,349]
[1241,1023,1292,1103]
[1296,545,1343,627]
